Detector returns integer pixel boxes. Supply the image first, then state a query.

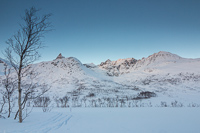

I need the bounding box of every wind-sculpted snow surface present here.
[1,108,200,133]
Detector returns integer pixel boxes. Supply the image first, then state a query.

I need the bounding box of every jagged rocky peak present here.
[105,59,111,63]
[99,58,138,76]
[0,58,6,64]
[48,54,83,71]
[113,58,137,66]
[100,59,111,66]
[56,53,65,60]
[0,59,4,64]
[51,56,83,67]
[100,58,137,67]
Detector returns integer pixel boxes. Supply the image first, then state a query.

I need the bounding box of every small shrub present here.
[59,95,70,108]
[171,100,183,107]
[34,96,51,112]
[161,101,168,107]
[86,93,95,97]
[133,91,156,100]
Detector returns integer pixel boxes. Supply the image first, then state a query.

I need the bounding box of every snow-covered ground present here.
[1,51,200,133]
[1,108,200,133]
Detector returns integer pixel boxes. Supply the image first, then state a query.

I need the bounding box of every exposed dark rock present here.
[56,53,65,59]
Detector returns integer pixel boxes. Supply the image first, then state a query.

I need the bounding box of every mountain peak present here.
[132,51,183,71]
[56,53,65,60]
[114,58,137,65]
[157,51,177,56]
[148,51,182,60]
[0,59,4,64]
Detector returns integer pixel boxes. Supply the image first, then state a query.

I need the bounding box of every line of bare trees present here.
[32,94,199,108]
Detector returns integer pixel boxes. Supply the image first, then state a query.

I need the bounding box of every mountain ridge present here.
[1,51,200,76]
[1,51,200,105]
[99,51,200,76]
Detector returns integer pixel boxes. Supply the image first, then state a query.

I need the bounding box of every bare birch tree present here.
[0,96,6,119]
[4,7,52,123]
[1,64,16,118]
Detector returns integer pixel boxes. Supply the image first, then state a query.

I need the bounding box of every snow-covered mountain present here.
[99,51,200,76]
[131,51,200,74]
[27,54,125,98]
[1,51,200,106]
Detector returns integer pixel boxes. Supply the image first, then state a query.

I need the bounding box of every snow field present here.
[1,108,200,133]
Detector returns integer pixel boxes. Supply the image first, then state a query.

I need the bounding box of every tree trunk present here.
[8,96,11,118]
[0,97,5,113]
[18,74,22,123]
[14,110,19,120]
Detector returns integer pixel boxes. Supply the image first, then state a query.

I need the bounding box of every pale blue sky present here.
[0,0,200,64]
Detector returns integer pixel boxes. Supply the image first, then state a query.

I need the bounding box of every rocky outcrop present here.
[99,58,137,76]
[0,60,4,63]
[56,53,65,60]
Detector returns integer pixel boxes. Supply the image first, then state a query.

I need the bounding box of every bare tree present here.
[14,83,50,120]
[41,96,51,112]
[4,7,52,123]
[1,64,16,118]
[0,96,6,119]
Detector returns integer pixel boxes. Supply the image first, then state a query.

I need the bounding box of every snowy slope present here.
[1,108,200,133]
[131,51,200,74]
[27,56,127,99]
